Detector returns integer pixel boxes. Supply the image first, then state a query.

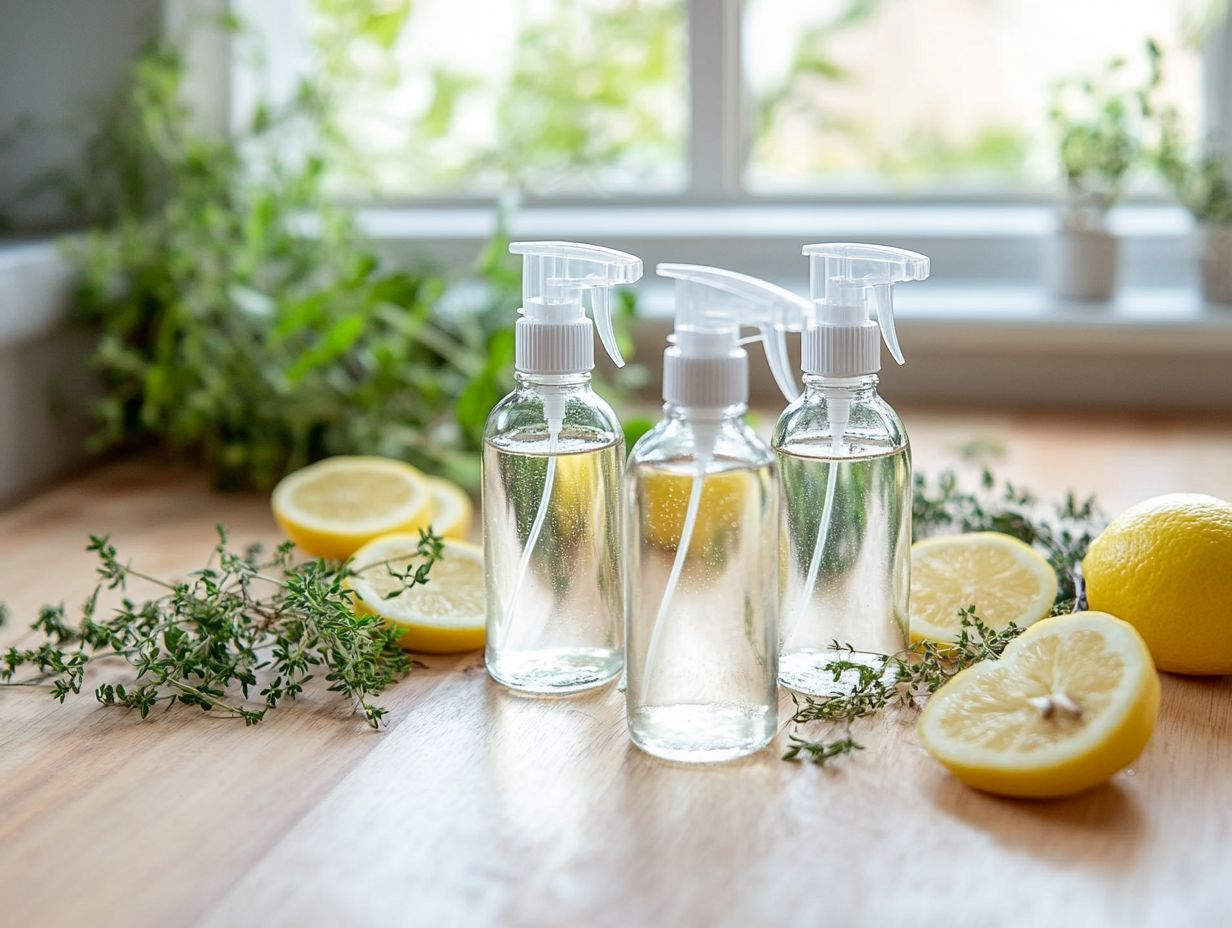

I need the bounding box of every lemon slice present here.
[425,477,473,540]
[910,532,1058,645]
[271,456,431,561]
[349,535,486,653]
[918,611,1160,798]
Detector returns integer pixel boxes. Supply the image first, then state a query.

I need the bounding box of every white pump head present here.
[802,243,930,378]
[657,264,809,411]
[509,241,642,376]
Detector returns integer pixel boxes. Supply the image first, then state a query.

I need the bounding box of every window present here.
[744,0,1205,195]
[236,0,1220,204]
[237,0,687,198]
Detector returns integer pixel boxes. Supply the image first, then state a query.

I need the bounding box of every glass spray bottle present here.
[483,241,642,694]
[625,264,808,762]
[774,243,930,696]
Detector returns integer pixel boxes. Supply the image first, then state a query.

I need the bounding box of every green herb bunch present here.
[784,467,1104,765]
[0,527,443,728]
[67,39,518,491]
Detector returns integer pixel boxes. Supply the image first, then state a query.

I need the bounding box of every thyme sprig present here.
[783,610,1023,765]
[785,467,1104,766]
[0,526,444,728]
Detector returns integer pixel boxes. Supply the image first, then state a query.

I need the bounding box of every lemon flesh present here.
[1083,493,1232,675]
[425,477,473,540]
[910,532,1058,645]
[271,456,430,561]
[349,535,486,653]
[918,611,1160,798]
[641,469,751,551]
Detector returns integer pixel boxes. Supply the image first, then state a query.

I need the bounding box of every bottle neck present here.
[662,402,747,423]
[802,373,879,399]
[516,371,593,391]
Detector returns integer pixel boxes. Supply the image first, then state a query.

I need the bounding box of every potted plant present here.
[1154,113,1232,305]
[1046,47,1159,301]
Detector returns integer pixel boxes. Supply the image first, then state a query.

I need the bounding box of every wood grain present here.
[2,410,1231,928]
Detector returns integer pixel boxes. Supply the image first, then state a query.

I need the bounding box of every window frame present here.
[180,0,1232,291]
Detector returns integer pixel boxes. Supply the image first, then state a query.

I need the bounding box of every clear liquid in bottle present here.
[625,457,779,761]
[777,445,910,696]
[483,436,624,693]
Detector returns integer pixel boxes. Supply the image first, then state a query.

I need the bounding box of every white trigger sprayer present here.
[498,242,642,650]
[787,243,929,645]
[639,264,808,702]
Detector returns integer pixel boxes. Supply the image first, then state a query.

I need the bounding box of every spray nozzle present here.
[802,243,929,375]
[656,263,809,407]
[510,241,642,370]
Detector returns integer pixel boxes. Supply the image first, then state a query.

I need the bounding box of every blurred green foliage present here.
[315,0,685,196]
[1151,55,1232,224]
[1048,41,1162,222]
[67,39,518,490]
[1157,135,1232,225]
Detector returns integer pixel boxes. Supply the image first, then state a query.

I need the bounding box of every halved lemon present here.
[918,611,1160,798]
[910,532,1058,645]
[271,456,431,561]
[425,477,473,540]
[349,535,486,653]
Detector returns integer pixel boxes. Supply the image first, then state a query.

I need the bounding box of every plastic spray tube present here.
[786,394,848,647]
[497,391,564,651]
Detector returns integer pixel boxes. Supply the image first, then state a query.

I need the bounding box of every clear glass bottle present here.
[484,372,625,693]
[774,374,911,695]
[625,404,779,762]
[773,242,930,696]
[481,240,642,695]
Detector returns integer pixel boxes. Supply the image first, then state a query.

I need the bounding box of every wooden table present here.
[2,408,1231,927]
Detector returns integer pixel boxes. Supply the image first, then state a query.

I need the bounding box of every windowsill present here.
[5,226,1228,412]
[0,240,75,349]
[358,201,1197,289]
[627,282,1232,410]
[356,201,1193,240]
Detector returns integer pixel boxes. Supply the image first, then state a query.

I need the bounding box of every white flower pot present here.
[1198,224,1232,306]
[1046,227,1119,302]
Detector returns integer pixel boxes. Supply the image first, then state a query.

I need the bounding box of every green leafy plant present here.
[1127,17,1232,225]
[66,39,520,491]
[1048,41,1162,227]
[784,467,1103,765]
[0,527,444,728]
[1152,87,1232,224]
[1158,140,1232,225]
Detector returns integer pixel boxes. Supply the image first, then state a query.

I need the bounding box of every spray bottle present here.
[773,243,929,696]
[624,264,808,762]
[483,241,642,694]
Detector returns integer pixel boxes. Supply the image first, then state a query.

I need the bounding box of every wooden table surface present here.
[2,408,1231,928]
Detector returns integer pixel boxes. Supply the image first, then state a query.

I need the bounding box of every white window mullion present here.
[1204,10,1232,152]
[162,0,234,138]
[686,0,744,202]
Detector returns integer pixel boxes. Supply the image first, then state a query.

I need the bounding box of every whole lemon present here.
[1083,493,1232,675]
